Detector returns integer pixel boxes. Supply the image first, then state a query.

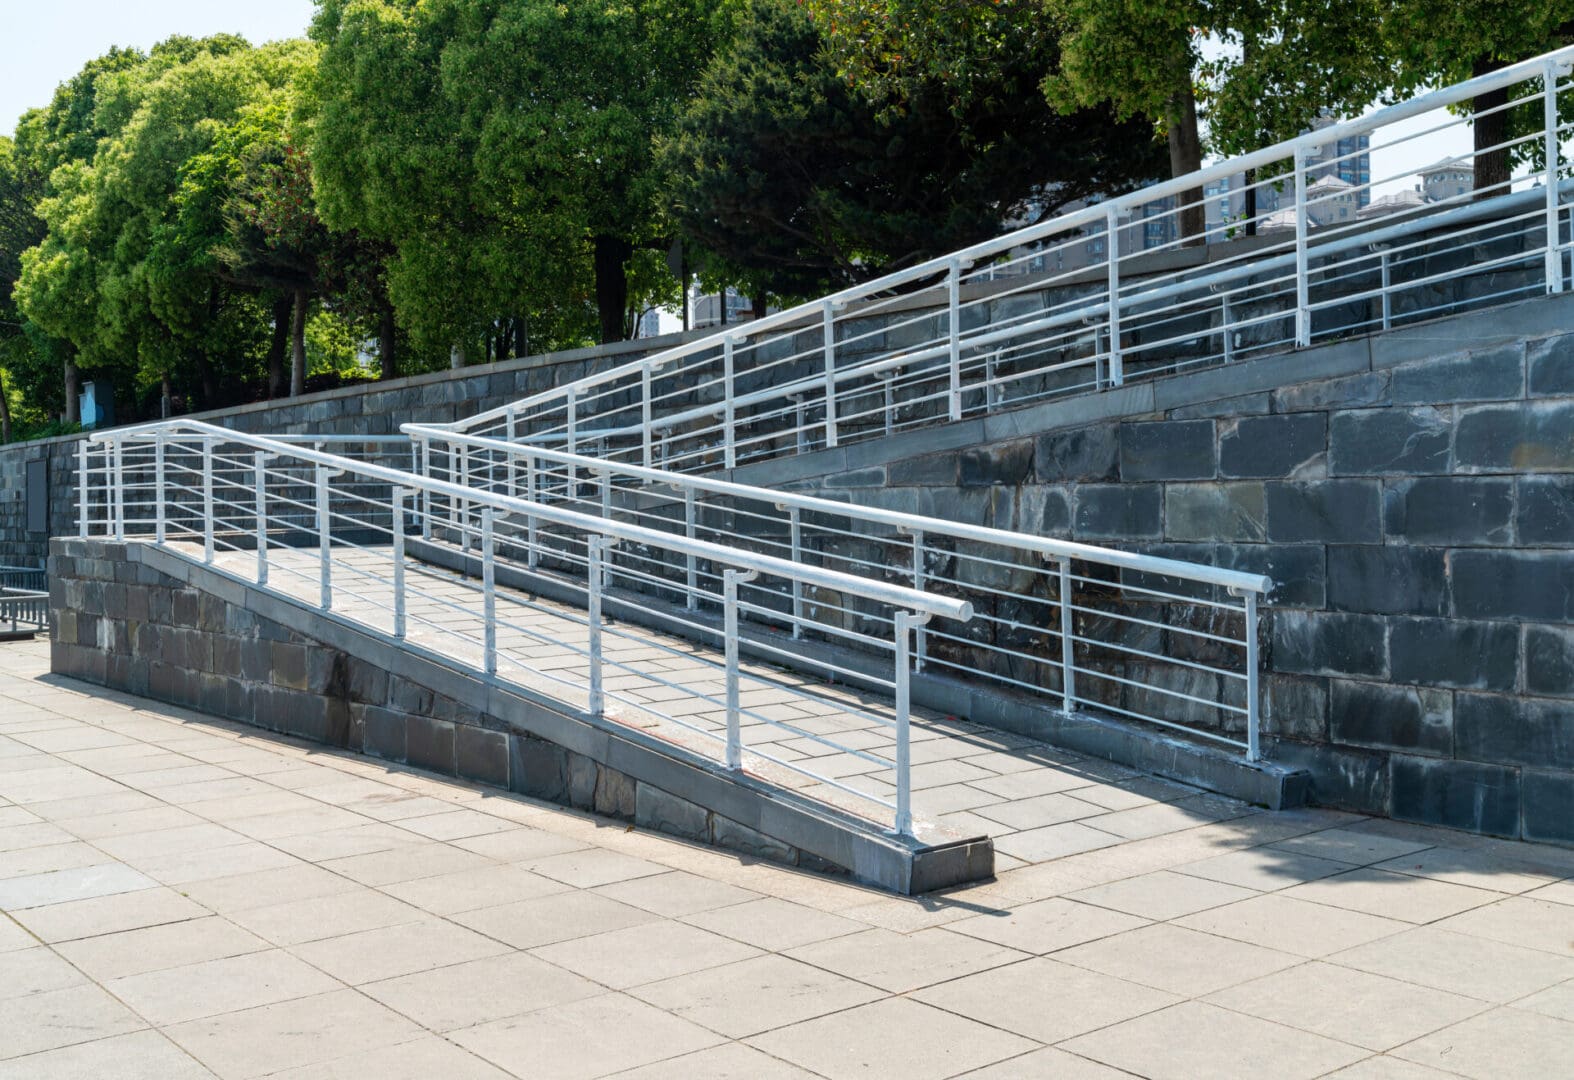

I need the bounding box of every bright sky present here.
[2,0,317,136]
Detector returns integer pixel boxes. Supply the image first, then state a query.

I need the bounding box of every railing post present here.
[154,434,166,545]
[882,373,895,436]
[1379,248,1393,331]
[684,488,698,609]
[893,611,918,837]
[419,439,432,540]
[788,507,803,639]
[253,452,268,585]
[909,529,926,673]
[723,567,758,770]
[392,487,407,639]
[821,301,838,447]
[504,409,518,500]
[947,258,962,420]
[1105,204,1123,388]
[641,362,654,470]
[482,507,496,676]
[1294,144,1311,347]
[791,395,807,455]
[723,336,737,469]
[77,441,88,538]
[458,443,472,553]
[316,464,333,610]
[112,440,125,541]
[1545,59,1565,295]
[1220,292,1235,364]
[1059,558,1077,713]
[525,454,539,569]
[1243,589,1261,762]
[199,441,213,559]
[565,387,578,495]
[587,537,607,717]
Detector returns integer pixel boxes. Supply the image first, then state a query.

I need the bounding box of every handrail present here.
[405,424,1272,596]
[88,420,971,623]
[448,43,1574,435]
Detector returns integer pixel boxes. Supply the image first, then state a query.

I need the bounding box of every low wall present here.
[730,294,1574,846]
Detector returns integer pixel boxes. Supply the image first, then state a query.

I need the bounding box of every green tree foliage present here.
[664,0,1166,298]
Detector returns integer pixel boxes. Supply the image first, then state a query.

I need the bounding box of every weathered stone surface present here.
[1014,486,1072,536]
[1390,756,1520,837]
[1119,420,1216,481]
[1451,550,1574,621]
[1521,769,1574,844]
[363,707,408,763]
[1265,480,1382,543]
[1383,477,1514,546]
[1263,674,1328,741]
[1454,401,1574,472]
[1455,693,1574,770]
[406,715,456,775]
[1329,408,1451,476]
[1214,543,1326,608]
[634,784,710,841]
[1389,617,1518,692]
[456,725,509,788]
[711,814,796,863]
[1168,392,1271,420]
[1164,483,1266,542]
[887,452,958,486]
[1329,679,1452,756]
[1524,624,1574,696]
[1218,414,1327,479]
[1526,333,1574,397]
[1516,476,1574,546]
[1267,740,1389,814]
[511,734,568,802]
[1388,344,1524,404]
[1326,545,1447,616]
[1072,485,1162,540]
[593,765,637,820]
[1273,371,1389,412]
[1271,610,1387,679]
[960,439,1033,486]
[1035,425,1119,483]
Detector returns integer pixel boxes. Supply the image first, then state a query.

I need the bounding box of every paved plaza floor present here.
[2,638,1573,1079]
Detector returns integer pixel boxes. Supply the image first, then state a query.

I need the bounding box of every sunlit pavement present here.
[1,637,1571,1079]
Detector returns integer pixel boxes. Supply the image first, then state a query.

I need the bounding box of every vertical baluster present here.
[723,336,736,469]
[893,611,916,837]
[1546,59,1565,295]
[1294,144,1311,346]
[154,434,166,545]
[723,568,758,769]
[1380,249,1393,331]
[420,439,433,540]
[482,507,496,676]
[587,538,606,717]
[641,363,654,469]
[392,488,407,639]
[112,440,125,540]
[77,442,88,538]
[254,452,268,584]
[788,507,803,640]
[316,464,333,610]
[525,454,539,569]
[910,530,926,673]
[1059,558,1076,713]
[1105,204,1123,387]
[947,257,963,420]
[199,442,212,559]
[1243,590,1261,762]
[821,301,838,447]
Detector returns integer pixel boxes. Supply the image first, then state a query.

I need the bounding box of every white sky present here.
[2,0,317,136]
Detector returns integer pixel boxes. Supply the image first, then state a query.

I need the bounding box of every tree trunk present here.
[752,292,768,319]
[290,288,307,397]
[593,234,633,344]
[1167,81,1206,243]
[0,369,12,444]
[516,315,529,359]
[1472,57,1511,199]
[450,343,465,369]
[192,349,217,410]
[64,352,79,425]
[378,305,397,380]
[267,295,290,397]
[161,373,172,418]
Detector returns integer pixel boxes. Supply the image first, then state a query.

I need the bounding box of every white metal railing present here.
[407,426,1271,759]
[437,46,1574,476]
[79,420,972,836]
[0,565,47,634]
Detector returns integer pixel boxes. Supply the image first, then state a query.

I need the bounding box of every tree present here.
[1381,2,1574,196]
[663,0,1166,296]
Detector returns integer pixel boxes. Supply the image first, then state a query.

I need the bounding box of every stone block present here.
[1120,420,1216,481]
[1218,413,1326,479]
[1168,392,1272,420]
[960,439,1033,486]
[1263,674,1328,741]
[824,467,886,489]
[270,642,308,690]
[406,715,456,775]
[710,814,795,863]
[1454,401,1574,472]
[1327,545,1447,616]
[1455,693,1574,770]
[634,784,710,841]
[1072,485,1162,541]
[1164,483,1266,542]
[1014,487,1072,536]
[1524,624,1574,696]
[1035,425,1119,483]
[1389,617,1518,692]
[1271,610,1387,679]
[1266,740,1389,814]
[567,753,598,811]
[362,707,408,763]
[1520,769,1574,844]
[1388,344,1524,404]
[510,733,568,802]
[1526,333,1574,397]
[1516,476,1574,545]
[1265,480,1381,543]
[1451,550,1574,621]
[1215,544,1326,608]
[1383,477,1513,546]
[887,452,958,486]
[593,766,637,820]
[1328,407,1451,476]
[1329,679,1452,756]
[456,725,508,788]
[1390,756,1521,838]
[388,676,435,716]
